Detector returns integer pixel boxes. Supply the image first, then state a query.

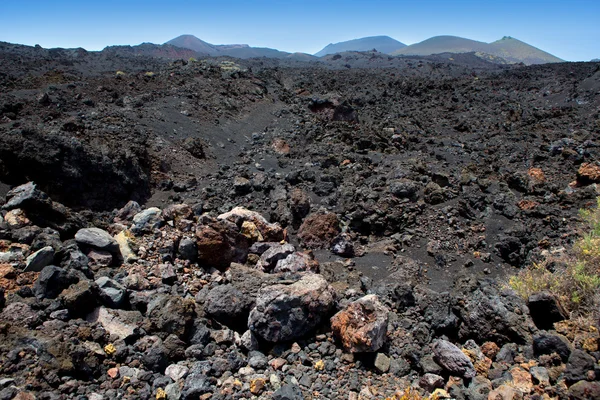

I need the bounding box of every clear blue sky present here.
[0,0,598,61]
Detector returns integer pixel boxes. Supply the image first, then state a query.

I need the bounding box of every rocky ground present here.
[1,42,600,399]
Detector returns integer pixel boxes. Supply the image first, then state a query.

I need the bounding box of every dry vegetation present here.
[509,197,600,317]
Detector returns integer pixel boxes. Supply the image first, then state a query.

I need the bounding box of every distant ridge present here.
[314,36,406,57]
[393,35,562,65]
[165,34,317,60]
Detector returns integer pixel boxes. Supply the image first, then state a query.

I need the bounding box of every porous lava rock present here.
[330,294,389,353]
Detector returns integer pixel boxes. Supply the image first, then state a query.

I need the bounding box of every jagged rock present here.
[2,182,84,235]
[564,349,596,384]
[527,292,567,330]
[87,249,113,267]
[389,179,419,199]
[75,228,120,254]
[273,251,319,273]
[419,373,445,392]
[577,162,600,185]
[204,284,253,330]
[131,207,163,234]
[330,294,389,353]
[374,353,391,373]
[568,381,600,400]
[248,274,335,342]
[256,243,295,271]
[217,206,284,242]
[95,276,126,308]
[432,340,476,379]
[2,182,48,210]
[60,280,97,317]
[181,371,212,400]
[298,212,340,249]
[114,200,141,223]
[195,218,248,268]
[162,203,194,223]
[457,282,534,345]
[33,265,74,299]
[177,237,197,261]
[147,294,195,338]
[86,307,143,341]
[289,188,310,225]
[23,246,54,272]
[532,333,572,362]
[272,384,303,400]
[330,235,354,257]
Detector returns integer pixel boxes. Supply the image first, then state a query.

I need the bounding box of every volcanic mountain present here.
[165,34,318,60]
[393,35,563,65]
[314,36,406,57]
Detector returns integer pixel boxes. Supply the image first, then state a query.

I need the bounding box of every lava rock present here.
[527,292,567,330]
[256,243,295,272]
[298,212,340,249]
[177,237,198,261]
[204,284,253,331]
[272,384,304,400]
[95,276,127,308]
[532,333,572,362]
[248,274,335,342]
[432,339,476,379]
[331,294,389,353]
[24,246,55,272]
[564,349,596,384]
[33,265,73,299]
[131,207,163,234]
[60,280,97,317]
[75,227,120,254]
[457,282,534,345]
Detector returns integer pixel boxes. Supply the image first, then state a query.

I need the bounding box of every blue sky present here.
[0,0,598,61]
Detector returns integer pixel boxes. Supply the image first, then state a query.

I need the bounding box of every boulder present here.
[330,294,389,353]
[532,333,572,362]
[217,206,284,242]
[24,246,55,272]
[60,280,97,317]
[273,251,319,274]
[95,276,127,308]
[204,284,253,331]
[298,212,340,249]
[195,218,248,268]
[568,381,600,400]
[564,349,595,384]
[577,162,600,185]
[177,237,197,261]
[432,340,476,379]
[527,292,567,330]
[86,307,143,341]
[75,228,120,254]
[147,295,195,339]
[131,207,163,234]
[248,274,335,342]
[256,243,295,272]
[33,265,74,299]
[457,282,534,345]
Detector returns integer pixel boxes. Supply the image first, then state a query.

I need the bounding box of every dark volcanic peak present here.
[165,34,219,55]
[314,35,406,57]
[394,35,563,65]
